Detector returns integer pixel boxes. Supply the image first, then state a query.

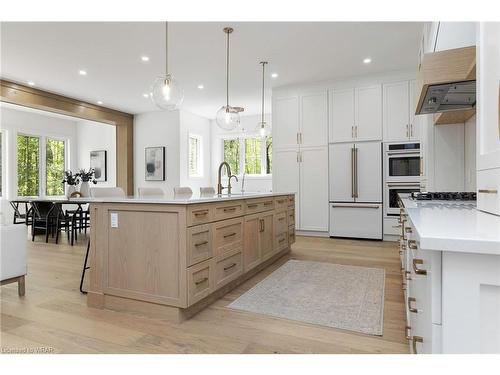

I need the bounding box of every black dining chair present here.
[29,202,70,243]
[10,201,33,226]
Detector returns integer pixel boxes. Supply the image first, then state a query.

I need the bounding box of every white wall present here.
[179,111,212,193]
[211,113,272,193]
[76,120,116,187]
[464,115,477,191]
[133,110,181,195]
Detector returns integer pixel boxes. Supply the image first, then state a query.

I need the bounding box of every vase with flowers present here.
[78,168,97,197]
[62,170,81,198]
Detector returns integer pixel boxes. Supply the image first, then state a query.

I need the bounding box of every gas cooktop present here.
[411,192,477,201]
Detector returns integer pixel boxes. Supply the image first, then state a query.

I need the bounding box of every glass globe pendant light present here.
[255,61,271,138]
[216,27,244,130]
[150,22,184,110]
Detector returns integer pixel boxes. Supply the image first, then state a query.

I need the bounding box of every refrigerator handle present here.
[354,147,359,198]
[351,146,355,198]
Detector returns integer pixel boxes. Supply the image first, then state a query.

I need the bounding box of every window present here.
[17,134,40,197]
[266,136,272,174]
[223,139,240,175]
[46,138,65,196]
[188,135,202,177]
[245,138,261,174]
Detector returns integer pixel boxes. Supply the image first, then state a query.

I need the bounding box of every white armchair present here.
[1,224,27,296]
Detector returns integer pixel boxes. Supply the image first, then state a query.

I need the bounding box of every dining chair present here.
[29,201,62,243]
[173,187,193,196]
[89,187,126,198]
[9,201,33,226]
[138,187,165,197]
[200,187,216,196]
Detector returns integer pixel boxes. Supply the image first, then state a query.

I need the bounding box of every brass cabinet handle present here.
[277,199,286,204]
[402,280,407,290]
[354,147,358,198]
[296,132,300,144]
[264,201,273,206]
[259,219,264,232]
[351,125,354,139]
[478,189,498,194]
[351,147,355,198]
[405,227,412,233]
[279,238,286,243]
[194,211,208,217]
[278,217,285,221]
[408,297,418,313]
[195,277,208,285]
[405,270,412,280]
[405,326,412,341]
[247,204,258,209]
[406,124,409,138]
[408,240,418,250]
[223,262,237,271]
[223,207,237,212]
[194,241,208,247]
[413,258,427,275]
[412,336,423,354]
[223,232,237,238]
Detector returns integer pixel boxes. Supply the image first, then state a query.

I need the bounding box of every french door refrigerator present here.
[329,141,383,239]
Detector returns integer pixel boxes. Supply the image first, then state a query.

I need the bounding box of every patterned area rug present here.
[228,260,385,335]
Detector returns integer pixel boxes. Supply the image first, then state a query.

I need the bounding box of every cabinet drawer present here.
[477,168,500,216]
[187,224,212,267]
[287,208,295,227]
[187,205,213,226]
[213,217,243,258]
[245,198,274,214]
[214,249,243,290]
[274,212,288,235]
[329,203,382,240]
[275,232,288,252]
[214,202,244,221]
[187,259,213,305]
[288,225,296,244]
[274,196,289,212]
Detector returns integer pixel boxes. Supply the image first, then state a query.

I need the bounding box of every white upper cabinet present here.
[383,81,410,142]
[300,91,328,147]
[330,88,355,143]
[355,85,382,141]
[435,22,476,51]
[409,80,419,141]
[272,95,300,149]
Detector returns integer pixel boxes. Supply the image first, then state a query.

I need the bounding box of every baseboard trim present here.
[296,230,329,238]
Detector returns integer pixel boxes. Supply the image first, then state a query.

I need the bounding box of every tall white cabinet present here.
[383,80,419,142]
[272,90,329,233]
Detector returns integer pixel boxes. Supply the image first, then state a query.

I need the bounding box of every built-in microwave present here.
[384,142,421,182]
[384,182,421,216]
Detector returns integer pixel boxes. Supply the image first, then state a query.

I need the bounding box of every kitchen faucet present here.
[217,161,238,195]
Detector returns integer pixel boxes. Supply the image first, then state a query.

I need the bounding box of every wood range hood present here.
[415,46,476,125]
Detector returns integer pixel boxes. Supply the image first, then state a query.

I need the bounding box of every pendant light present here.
[150,22,184,110]
[255,61,271,138]
[216,27,244,130]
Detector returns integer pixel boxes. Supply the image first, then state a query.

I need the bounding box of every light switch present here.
[110,213,118,228]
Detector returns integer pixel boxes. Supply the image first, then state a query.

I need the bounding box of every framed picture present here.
[90,150,107,182]
[145,146,166,181]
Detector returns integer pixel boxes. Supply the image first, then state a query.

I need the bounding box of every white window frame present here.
[220,135,272,178]
[188,133,203,178]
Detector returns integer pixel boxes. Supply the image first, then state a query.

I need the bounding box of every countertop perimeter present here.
[401,197,500,255]
[73,192,294,205]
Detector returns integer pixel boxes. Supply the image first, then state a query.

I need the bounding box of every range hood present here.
[416,46,476,115]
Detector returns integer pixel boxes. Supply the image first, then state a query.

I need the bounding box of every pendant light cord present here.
[226,29,230,108]
[165,21,168,75]
[261,62,267,125]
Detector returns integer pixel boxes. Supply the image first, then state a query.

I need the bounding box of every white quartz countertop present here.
[401,197,500,255]
[72,192,294,205]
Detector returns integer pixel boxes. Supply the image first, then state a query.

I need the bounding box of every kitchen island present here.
[85,192,295,322]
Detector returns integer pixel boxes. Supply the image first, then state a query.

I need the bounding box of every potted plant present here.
[62,170,81,198]
[78,169,97,197]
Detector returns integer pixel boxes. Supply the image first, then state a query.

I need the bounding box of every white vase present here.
[66,184,76,199]
[79,181,90,197]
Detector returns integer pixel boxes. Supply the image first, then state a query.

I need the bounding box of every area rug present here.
[228,260,385,335]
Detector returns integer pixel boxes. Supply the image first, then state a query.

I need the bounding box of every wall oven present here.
[385,142,421,182]
[384,182,420,216]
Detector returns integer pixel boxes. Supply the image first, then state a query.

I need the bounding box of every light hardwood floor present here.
[0,233,409,354]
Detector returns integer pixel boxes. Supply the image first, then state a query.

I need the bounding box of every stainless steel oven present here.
[384,182,420,216]
[385,142,421,182]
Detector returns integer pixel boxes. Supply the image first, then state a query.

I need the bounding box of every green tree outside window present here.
[17,135,40,196]
[223,139,240,175]
[245,138,262,174]
[266,136,272,174]
[46,138,65,196]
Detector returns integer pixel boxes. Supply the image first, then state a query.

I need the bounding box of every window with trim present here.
[223,138,240,176]
[17,134,40,197]
[188,134,202,177]
[222,136,272,176]
[46,138,65,196]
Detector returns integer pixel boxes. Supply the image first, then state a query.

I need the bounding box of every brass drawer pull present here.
[223,207,237,212]
[247,204,258,209]
[413,258,427,275]
[223,263,237,271]
[478,189,498,194]
[195,277,208,285]
[405,227,412,233]
[194,211,208,217]
[278,217,285,221]
[223,232,237,238]
[264,201,273,206]
[408,297,418,313]
[194,241,208,247]
[279,238,286,243]
[408,240,417,250]
[405,271,412,280]
[405,326,411,340]
[412,336,423,354]
[277,199,286,204]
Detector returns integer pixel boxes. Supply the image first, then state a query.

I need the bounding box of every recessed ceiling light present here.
[197,84,204,90]
[79,70,87,76]
[363,58,372,64]
[97,101,103,105]
[143,93,149,98]
[141,56,150,62]
[271,73,278,78]
[27,81,35,86]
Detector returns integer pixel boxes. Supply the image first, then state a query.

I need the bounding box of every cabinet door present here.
[260,212,274,260]
[273,149,300,227]
[355,142,382,202]
[330,88,355,143]
[300,91,328,147]
[243,214,261,272]
[329,143,355,202]
[355,85,382,141]
[329,203,382,239]
[409,80,420,141]
[383,81,410,142]
[300,147,329,231]
[273,96,299,149]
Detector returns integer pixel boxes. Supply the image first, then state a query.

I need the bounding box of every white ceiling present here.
[0,22,423,119]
